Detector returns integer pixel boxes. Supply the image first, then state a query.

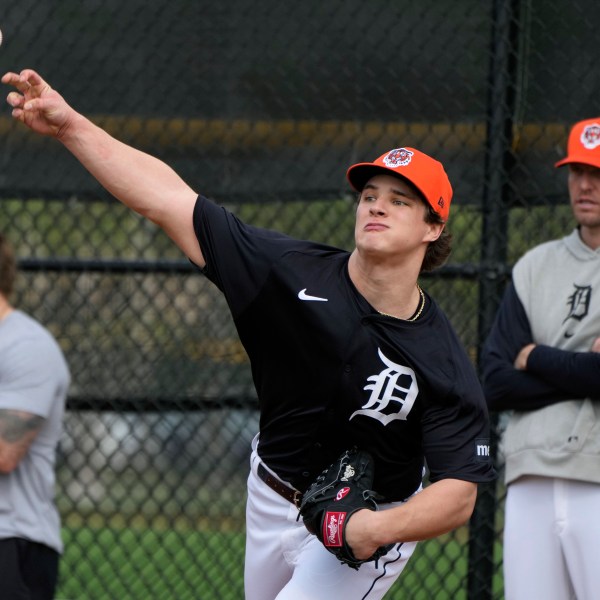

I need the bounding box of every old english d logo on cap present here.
[555,118,600,169]
[346,147,453,221]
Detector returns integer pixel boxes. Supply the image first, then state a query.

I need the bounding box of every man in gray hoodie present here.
[482,118,600,600]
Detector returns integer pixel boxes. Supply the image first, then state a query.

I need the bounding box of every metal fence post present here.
[467,0,523,598]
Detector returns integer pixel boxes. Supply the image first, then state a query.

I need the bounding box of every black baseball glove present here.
[297,447,392,570]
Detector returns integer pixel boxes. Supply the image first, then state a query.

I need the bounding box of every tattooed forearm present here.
[0,409,44,443]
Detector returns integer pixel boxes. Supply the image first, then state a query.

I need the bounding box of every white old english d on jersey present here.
[350,347,418,426]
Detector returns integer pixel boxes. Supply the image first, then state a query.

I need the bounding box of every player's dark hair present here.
[421,206,452,273]
[0,233,17,297]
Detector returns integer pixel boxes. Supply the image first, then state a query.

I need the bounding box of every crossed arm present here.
[482,283,600,411]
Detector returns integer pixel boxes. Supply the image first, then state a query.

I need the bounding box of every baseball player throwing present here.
[3,69,495,599]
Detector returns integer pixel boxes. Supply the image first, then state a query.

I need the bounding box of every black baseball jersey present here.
[194,195,495,501]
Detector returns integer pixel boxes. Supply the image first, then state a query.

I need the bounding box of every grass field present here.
[57,526,246,600]
[55,524,503,600]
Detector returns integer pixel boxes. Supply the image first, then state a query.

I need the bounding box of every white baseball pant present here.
[504,475,600,600]
[244,442,417,600]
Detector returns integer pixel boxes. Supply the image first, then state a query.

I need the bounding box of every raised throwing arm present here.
[2,69,204,266]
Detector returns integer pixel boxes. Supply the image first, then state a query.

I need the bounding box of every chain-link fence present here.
[1,1,599,598]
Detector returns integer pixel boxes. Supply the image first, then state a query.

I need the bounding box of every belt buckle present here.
[293,490,302,508]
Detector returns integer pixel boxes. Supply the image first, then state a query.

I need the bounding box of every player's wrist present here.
[370,510,398,546]
[363,508,393,547]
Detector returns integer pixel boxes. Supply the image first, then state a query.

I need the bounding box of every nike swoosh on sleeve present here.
[298,288,328,302]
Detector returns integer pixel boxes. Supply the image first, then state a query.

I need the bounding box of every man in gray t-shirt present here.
[0,233,70,600]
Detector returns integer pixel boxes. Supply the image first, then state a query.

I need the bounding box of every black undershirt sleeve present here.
[481,283,596,412]
[526,345,600,398]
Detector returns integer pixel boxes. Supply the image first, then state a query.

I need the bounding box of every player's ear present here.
[423,222,444,243]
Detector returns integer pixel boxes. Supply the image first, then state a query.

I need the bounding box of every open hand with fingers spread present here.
[2,69,76,138]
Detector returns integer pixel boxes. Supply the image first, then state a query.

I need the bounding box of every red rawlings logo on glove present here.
[335,487,350,501]
[323,511,347,547]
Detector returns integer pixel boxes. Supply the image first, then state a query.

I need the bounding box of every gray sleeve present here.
[0,336,67,418]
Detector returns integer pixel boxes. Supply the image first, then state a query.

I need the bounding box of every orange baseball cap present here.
[555,118,600,169]
[346,147,453,221]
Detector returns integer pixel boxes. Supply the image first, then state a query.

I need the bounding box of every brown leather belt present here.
[257,462,303,508]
